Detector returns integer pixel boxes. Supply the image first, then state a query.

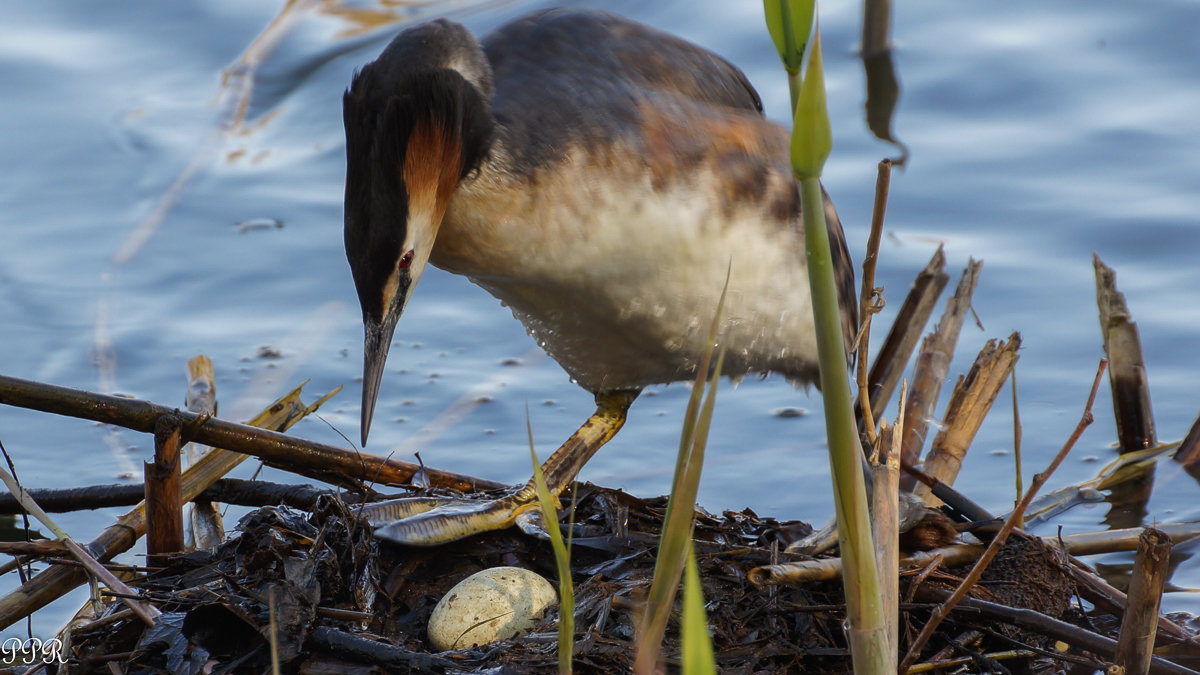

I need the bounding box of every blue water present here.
[2,0,1198,639]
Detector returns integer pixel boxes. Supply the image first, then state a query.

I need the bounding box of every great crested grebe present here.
[343,9,856,545]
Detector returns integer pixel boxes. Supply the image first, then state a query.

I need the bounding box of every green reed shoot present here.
[765,1,893,671]
[529,415,574,675]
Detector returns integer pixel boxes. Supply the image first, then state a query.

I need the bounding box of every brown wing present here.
[482,9,763,174]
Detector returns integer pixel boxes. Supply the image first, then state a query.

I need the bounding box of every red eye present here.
[399,250,414,268]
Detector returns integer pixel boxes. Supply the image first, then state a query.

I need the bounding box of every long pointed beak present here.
[361,314,399,447]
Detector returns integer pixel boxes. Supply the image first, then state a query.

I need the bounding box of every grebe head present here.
[343,19,494,445]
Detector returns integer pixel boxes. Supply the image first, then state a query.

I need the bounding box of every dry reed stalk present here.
[861,0,893,57]
[913,333,1020,506]
[184,355,224,548]
[1175,413,1200,470]
[871,409,902,658]
[1095,254,1157,452]
[1114,528,1173,674]
[898,258,981,475]
[144,415,184,565]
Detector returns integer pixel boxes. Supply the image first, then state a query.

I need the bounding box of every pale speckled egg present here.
[427,566,558,651]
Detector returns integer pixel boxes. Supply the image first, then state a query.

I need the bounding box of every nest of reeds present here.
[57,482,1119,674]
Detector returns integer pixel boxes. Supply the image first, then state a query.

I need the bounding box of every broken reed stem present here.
[861,0,893,57]
[897,358,1107,673]
[1012,365,1024,520]
[914,332,1020,506]
[145,415,185,565]
[1066,556,1197,647]
[1094,254,1157,452]
[749,521,1200,586]
[185,355,225,549]
[1175,412,1200,475]
[856,158,892,443]
[0,374,502,492]
[864,246,948,428]
[1115,528,1173,674]
[1061,522,1191,557]
[899,258,982,476]
[872,425,898,654]
[871,380,903,660]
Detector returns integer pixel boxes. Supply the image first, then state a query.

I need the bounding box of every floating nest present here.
[59,482,1134,674]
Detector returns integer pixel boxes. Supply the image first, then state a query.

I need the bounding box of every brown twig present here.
[1067,556,1197,647]
[907,648,1036,674]
[0,478,371,515]
[855,158,892,442]
[901,461,995,524]
[306,626,458,671]
[861,0,893,57]
[911,584,1198,675]
[0,540,68,556]
[0,374,502,493]
[864,246,949,428]
[898,358,1107,672]
[0,448,162,627]
[61,539,160,627]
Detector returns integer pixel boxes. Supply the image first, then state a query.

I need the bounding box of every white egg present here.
[427,566,558,651]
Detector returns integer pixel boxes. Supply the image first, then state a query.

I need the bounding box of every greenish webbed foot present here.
[364,390,638,546]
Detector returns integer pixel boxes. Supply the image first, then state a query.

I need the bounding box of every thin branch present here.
[898,359,1107,672]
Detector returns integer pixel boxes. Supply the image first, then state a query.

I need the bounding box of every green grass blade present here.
[633,278,728,674]
[528,412,574,675]
[681,542,716,674]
